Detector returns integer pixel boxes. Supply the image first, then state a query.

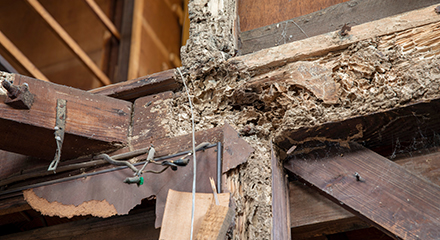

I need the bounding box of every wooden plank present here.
[1,208,159,240]
[0,73,131,160]
[289,181,370,239]
[0,30,48,81]
[127,0,144,80]
[271,141,290,240]
[285,142,440,240]
[0,195,31,216]
[195,204,234,240]
[232,4,440,73]
[238,0,349,32]
[85,0,121,40]
[89,69,178,100]
[240,0,439,54]
[114,0,134,83]
[276,98,440,158]
[26,0,111,86]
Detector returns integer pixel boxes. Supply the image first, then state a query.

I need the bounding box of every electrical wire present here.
[177,67,197,240]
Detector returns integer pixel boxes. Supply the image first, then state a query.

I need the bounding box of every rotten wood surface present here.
[1,208,159,240]
[239,0,439,54]
[233,4,440,74]
[0,73,131,160]
[89,69,178,101]
[276,98,440,157]
[271,142,291,240]
[285,142,440,240]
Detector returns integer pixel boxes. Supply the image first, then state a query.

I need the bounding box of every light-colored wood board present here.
[85,0,120,40]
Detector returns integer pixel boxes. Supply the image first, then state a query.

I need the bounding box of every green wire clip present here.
[138,177,144,186]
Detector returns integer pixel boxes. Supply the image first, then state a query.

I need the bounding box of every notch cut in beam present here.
[26,0,112,86]
[0,30,49,81]
[285,142,440,240]
[85,0,121,40]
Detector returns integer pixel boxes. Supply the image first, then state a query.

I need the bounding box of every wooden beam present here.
[285,142,440,240]
[0,73,131,160]
[114,0,134,83]
[0,30,49,81]
[1,208,159,240]
[84,0,121,40]
[127,0,144,80]
[26,0,111,86]
[271,142,290,240]
[89,69,178,100]
[232,4,440,74]
[239,0,439,54]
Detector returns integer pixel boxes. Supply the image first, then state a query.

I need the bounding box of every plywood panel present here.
[238,0,350,32]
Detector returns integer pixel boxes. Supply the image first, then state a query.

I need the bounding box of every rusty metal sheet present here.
[222,123,254,173]
[30,147,217,228]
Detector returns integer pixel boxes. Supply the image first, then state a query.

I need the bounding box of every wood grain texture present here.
[0,30,48,81]
[1,208,159,240]
[26,0,111,86]
[90,69,178,101]
[271,142,291,240]
[0,73,131,160]
[285,142,440,240]
[85,0,120,40]
[233,4,440,74]
[238,0,349,32]
[240,0,440,54]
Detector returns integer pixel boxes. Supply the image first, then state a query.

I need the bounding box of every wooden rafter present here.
[285,142,440,239]
[84,0,121,40]
[26,0,112,86]
[0,30,48,81]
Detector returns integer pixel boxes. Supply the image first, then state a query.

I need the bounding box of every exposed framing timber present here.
[26,0,112,86]
[232,4,440,74]
[1,208,159,240]
[271,141,290,239]
[0,73,131,160]
[89,69,178,100]
[84,0,121,40]
[239,0,440,54]
[0,30,48,81]
[285,142,440,240]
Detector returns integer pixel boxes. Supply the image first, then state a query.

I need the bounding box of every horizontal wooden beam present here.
[1,208,159,240]
[0,72,131,160]
[89,69,178,100]
[26,0,111,86]
[285,142,440,240]
[0,30,49,81]
[233,4,440,74]
[239,0,439,54]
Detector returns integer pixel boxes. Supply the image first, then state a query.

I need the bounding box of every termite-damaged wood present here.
[239,0,439,54]
[233,4,440,74]
[0,73,131,160]
[285,142,440,240]
[90,67,178,101]
[276,98,440,157]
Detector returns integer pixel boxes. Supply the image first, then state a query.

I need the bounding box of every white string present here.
[177,67,197,240]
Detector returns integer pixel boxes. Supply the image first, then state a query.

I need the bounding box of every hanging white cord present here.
[177,67,197,240]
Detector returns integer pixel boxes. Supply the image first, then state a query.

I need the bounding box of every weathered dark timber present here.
[0,73,131,160]
[276,98,440,158]
[271,142,290,240]
[1,208,159,240]
[89,69,179,100]
[240,0,439,54]
[113,0,134,83]
[285,142,440,240]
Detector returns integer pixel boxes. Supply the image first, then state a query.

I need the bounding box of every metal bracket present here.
[48,99,67,172]
[2,80,34,109]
